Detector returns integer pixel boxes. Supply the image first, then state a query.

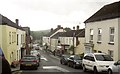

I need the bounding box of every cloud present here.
[0,0,119,31]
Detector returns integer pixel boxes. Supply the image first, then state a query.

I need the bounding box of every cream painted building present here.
[84,1,120,61]
[0,15,26,65]
[16,28,26,61]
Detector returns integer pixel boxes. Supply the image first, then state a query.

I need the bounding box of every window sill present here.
[97,41,102,44]
[108,42,114,45]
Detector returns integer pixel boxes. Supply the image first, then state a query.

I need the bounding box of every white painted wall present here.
[75,38,85,54]
[85,18,119,61]
[16,29,26,61]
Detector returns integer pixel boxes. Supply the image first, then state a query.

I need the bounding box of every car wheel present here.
[94,67,98,74]
[73,64,76,69]
[60,60,63,64]
[83,64,86,72]
[35,67,38,70]
[38,63,40,67]
[108,69,112,74]
[67,62,70,67]
[20,66,23,70]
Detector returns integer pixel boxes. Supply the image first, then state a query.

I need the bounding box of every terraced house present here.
[0,14,26,65]
[84,1,120,61]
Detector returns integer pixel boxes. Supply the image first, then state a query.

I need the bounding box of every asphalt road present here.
[13,48,106,74]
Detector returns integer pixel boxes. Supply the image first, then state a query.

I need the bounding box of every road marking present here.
[41,56,48,61]
[43,66,69,72]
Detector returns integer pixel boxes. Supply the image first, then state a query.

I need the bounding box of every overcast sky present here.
[0,0,119,31]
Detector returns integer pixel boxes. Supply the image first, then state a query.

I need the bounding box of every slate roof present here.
[84,1,120,23]
[51,32,64,39]
[0,14,24,31]
[45,27,63,37]
[60,29,85,37]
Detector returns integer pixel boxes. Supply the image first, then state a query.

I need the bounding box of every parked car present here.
[67,55,82,68]
[82,53,114,74]
[33,44,40,50]
[30,50,41,61]
[107,60,120,74]
[60,54,70,65]
[20,55,40,70]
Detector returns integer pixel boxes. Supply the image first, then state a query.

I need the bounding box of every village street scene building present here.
[0,14,31,66]
[0,1,120,74]
[84,1,120,61]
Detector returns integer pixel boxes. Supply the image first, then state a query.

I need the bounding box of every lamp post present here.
[73,27,75,55]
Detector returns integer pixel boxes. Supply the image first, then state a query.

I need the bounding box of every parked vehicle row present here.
[60,54,83,69]
[60,53,120,74]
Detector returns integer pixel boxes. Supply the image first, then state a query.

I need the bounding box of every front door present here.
[85,47,91,53]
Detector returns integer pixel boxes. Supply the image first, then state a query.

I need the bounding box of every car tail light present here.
[33,60,37,62]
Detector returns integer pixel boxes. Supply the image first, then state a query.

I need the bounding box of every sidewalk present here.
[11,65,20,72]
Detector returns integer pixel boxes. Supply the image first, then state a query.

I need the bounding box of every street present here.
[13,48,106,74]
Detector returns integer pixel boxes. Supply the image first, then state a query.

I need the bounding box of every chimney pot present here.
[15,19,19,26]
[77,25,79,30]
[73,26,75,30]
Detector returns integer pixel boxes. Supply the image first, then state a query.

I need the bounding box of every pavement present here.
[11,65,20,72]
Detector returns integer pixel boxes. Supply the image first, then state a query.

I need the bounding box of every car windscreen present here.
[22,56,36,60]
[74,56,82,60]
[95,55,113,61]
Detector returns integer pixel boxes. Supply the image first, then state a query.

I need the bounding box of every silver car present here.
[108,60,120,74]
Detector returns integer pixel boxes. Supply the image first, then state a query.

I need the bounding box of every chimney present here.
[57,25,61,29]
[51,28,53,32]
[15,19,19,25]
[76,25,79,30]
[73,26,75,30]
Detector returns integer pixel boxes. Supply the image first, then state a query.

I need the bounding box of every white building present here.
[16,19,26,61]
[84,1,120,61]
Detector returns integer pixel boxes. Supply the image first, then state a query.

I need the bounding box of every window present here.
[108,50,113,57]
[95,54,113,61]
[9,32,11,44]
[17,34,19,45]
[97,28,102,42]
[90,29,93,41]
[109,27,115,43]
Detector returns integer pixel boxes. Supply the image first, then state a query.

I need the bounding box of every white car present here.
[82,53,114,74]
[107,60,120,74]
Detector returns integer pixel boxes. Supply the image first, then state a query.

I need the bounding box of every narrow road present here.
[15,48,106,74]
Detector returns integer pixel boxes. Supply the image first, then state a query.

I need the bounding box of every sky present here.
[0,0,119,31]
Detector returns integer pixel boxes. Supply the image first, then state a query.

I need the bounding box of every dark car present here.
[67,55,82,69]
[0,48,12,74]
[20,55,40,70]
[60,54,70,65]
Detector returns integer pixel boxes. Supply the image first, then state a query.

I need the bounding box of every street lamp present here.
[73,27,75,55]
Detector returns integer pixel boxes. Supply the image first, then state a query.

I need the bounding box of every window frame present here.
[90,29,93,42]
[97,28,102,43]
[109,27,115,43]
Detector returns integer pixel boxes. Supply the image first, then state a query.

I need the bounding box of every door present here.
[88,56,95,70]
[85,47,91,53]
